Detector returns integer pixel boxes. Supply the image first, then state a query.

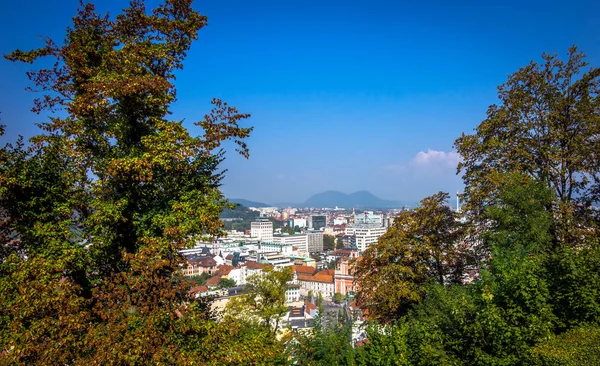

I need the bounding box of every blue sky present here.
[1,0,599,204]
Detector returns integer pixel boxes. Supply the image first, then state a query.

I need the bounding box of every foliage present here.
[354,323,409,366]
[224,266,292,336]
[0,1,292,364]
[353,192,464,322]
[189,272,211,286]
[292,324,355,366]
[282,225,296,235]
[454,47,600,242]
[530,327,600,366]
[334,292,344,304]
[218,277,236,289]
[324,234,336,250]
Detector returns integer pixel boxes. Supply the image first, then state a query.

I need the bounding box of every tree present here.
[353,192,464,322]
[333,292,344,304]
[190,272,211,286]
[454,47,600,242]
[0,1,289,364]
[224,266,292,336]
[218,277,236,289]
[282,225,295,235]
[323,234,336,250]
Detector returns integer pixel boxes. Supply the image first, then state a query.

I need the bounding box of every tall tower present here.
[456,191,460,212]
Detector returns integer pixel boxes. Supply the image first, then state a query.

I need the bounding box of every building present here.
[183,257,217,277]
[259,252,294,267]
[307,230,324,252]
[296,269,335,300]
[286,284,301,303]
[345,226,387,252]
[334,249,360,296]
[310,215,327,230]
[287,218,307,229]
[251,219,273,243]
[273,234,308,256]
[353,211,383,227]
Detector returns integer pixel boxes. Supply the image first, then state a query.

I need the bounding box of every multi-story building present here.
[296,269,335,300]
[310,215,327,230]
[287,218,307,229]
[251,219,273,243]
[307,230,324,253]
[273,234,308,256]
[345,226,387,252]
[353,211,383,227]
[334,249,360,296]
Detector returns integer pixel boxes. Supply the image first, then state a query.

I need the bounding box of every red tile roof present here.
[245,261,268,270]
[305,300,318,314]
[216,265,234,276]
[205,275,221,288]
[292,265,315,275]
[188,257,217,267]
[297,271,334,284]
[189,285,209,294]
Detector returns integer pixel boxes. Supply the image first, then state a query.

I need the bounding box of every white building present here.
[353,211,383,227]
[287,218,307,229]
[273,234,308,256]
[227,267,248,286]
[333,217,348,225]
[286,284,301,303]
[251,219,273,243]
[345,226,387,252]
[296,270,335,300]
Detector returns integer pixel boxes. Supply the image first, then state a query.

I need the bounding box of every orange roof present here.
[297,273,333,284]
[305,300,318,313]
[205,275,221,287]
[189,285,209,294]
[245,261,266,270]
[318,269,335,276]
[292,265,315,275]
[217,265,234,276]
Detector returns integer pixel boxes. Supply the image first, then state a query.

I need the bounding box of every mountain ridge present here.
[304,190,404,208]
[228,198,271,208]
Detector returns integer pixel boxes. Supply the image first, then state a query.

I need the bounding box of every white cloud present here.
[411,149,461,167]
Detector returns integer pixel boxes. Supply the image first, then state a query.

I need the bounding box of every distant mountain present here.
[228,198,271,208]
[304,190,404,209]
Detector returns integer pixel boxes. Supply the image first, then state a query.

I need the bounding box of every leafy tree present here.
[218,277,236,289]
[354,323,409,366]
[353,192,464,322]
[225,266,292,336]
[282,225,296,235]
[454,47,600,242]
[531,327,600,366]
[292,324,355,366]
[189,272,211,286]
[0,1,288,364]
[334,292,344,304]
[324,234,336,250]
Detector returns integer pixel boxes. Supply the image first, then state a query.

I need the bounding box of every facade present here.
[273,234,308,256]
[286,284,301,303]
[287,218,307,229]
[353,211,383,227]
[259,251,294,267]
[296,269,335,300]
[334,250,360,296]
[310,215,327,230]
[345,226,386,252]
[307,230,324,253]
[251,219,273,243]
[183,257,217,277]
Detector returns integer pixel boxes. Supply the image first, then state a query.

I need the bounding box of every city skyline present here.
[2,0,599,203]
